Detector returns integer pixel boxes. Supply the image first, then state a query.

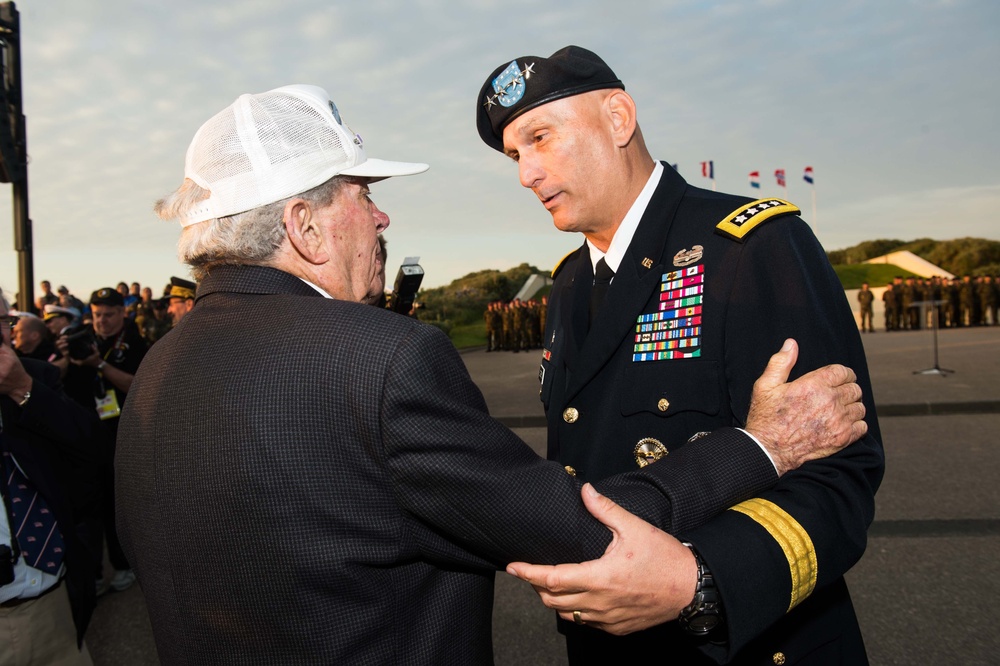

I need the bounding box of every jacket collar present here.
[195,265,324,302]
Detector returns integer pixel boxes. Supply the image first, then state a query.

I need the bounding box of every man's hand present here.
[0,343,33,401]
[746,338,867,475]
[506,483,696,635]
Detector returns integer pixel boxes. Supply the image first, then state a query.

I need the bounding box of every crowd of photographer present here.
[1,277,196,662]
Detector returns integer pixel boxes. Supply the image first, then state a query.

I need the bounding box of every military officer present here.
[857,282,875,333]
[476,46,883,664]
[165,277,197,325]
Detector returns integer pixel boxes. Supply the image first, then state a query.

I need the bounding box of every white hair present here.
[155,177,347,281]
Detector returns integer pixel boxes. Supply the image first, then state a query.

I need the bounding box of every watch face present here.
[689,614,720,634]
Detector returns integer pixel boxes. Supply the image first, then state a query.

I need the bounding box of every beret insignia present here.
[715,199,800,242]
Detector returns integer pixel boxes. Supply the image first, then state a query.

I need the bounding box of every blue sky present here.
[1,0,997,301]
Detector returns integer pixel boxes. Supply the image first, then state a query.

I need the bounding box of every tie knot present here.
[595,258,615,282]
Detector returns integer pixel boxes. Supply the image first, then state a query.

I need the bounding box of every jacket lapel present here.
[565,164,688,401]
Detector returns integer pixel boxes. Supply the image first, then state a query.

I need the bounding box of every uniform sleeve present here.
[378,325,781,572]
[679,217,885,660]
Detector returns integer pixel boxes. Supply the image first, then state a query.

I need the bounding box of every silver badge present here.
[673,245,704,267]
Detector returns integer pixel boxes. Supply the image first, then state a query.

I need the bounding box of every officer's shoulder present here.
[713,197,801,243]
[551,247,587,279]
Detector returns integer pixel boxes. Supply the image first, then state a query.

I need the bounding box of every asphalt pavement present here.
[85,324,1000,665]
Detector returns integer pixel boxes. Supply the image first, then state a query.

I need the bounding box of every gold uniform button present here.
[563,407,579,423]
[657,398,670,412]
[564,466,577,476]
[772,653,786,665]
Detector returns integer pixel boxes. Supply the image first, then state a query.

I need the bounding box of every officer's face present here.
[91,304,125,338]
[168,298,192,325]
[312,178,390,304]
[46,316,69,336]
[502,92,621,238]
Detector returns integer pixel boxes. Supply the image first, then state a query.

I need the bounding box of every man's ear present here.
[606,90,638,148]
[283,199,329,265]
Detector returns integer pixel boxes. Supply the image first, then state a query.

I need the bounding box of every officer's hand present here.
[506,483,696,635]
[745,338,867,476]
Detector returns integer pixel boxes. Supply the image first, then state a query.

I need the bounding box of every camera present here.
[390,257,424,315]
[64,326,97,360]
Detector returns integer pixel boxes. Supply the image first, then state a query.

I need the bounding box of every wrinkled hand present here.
[0,343,32,400]
[506,484,697,635]
[746,338,867,475]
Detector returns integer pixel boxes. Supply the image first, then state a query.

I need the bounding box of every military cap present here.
[168,276,197,301]
[476,45,624,152]
[90,287,125,307]
[43,304,80,322]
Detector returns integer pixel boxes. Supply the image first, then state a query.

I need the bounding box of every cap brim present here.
[340,158,429,181]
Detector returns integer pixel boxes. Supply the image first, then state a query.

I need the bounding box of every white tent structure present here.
[863,250,955,279]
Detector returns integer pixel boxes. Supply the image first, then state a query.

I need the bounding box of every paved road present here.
[86,325,1000,665]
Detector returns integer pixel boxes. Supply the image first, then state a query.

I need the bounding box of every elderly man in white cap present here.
[115,84,865,664]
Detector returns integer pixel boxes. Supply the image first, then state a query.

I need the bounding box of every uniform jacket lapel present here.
[565,163,688,401]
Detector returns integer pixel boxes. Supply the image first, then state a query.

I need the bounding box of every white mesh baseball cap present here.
[179,84,429,227]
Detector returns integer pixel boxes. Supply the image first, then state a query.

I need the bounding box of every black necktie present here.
[589,258,615,327]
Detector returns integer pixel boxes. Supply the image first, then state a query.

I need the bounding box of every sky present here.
[1,0,997,304]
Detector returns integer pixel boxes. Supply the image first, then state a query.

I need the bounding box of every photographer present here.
[56,288,147,595]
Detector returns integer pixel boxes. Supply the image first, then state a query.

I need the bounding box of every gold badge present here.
[641,257,653,269]
[562,407,579,423]
[673,245,704,267]
[634,438,668,467]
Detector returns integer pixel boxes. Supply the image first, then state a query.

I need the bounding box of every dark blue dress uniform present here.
[540,163,884,664]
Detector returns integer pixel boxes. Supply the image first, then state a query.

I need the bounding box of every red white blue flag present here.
[775,169,786,188]
[701,161,714,179]
[803,166,814,184]
[748,171,760,189]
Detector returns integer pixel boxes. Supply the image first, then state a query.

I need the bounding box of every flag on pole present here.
[701,161,714,179]
[803,166,814,184]
[775,169,786,188]
[748,171,760,189]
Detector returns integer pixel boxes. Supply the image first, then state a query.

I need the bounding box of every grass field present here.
[449,322,487,349]
[833,263,917,289]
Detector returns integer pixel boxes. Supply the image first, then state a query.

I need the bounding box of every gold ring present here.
[572,610,584,625]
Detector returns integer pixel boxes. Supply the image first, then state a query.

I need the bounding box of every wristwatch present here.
[678,542,723,636]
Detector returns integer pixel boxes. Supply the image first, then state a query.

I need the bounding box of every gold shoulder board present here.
[551,249,580,279]
[715,198,800,242]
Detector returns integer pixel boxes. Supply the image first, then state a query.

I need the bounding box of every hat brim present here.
[340,158,429,181]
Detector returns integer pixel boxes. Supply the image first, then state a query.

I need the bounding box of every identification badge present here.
[95,391,121,421]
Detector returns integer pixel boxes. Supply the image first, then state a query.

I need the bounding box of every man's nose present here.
[373,206,390,233]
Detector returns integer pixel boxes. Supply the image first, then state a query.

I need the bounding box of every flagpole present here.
[811,185,818,232]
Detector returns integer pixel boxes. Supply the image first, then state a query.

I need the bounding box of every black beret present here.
[476,45,624,152]
[90,287,124,307]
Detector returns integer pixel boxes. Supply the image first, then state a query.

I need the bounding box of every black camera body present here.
[391,260,424,315]
[64,326,97,360]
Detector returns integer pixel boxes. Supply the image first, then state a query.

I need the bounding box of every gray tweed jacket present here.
[115,264,773,665]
